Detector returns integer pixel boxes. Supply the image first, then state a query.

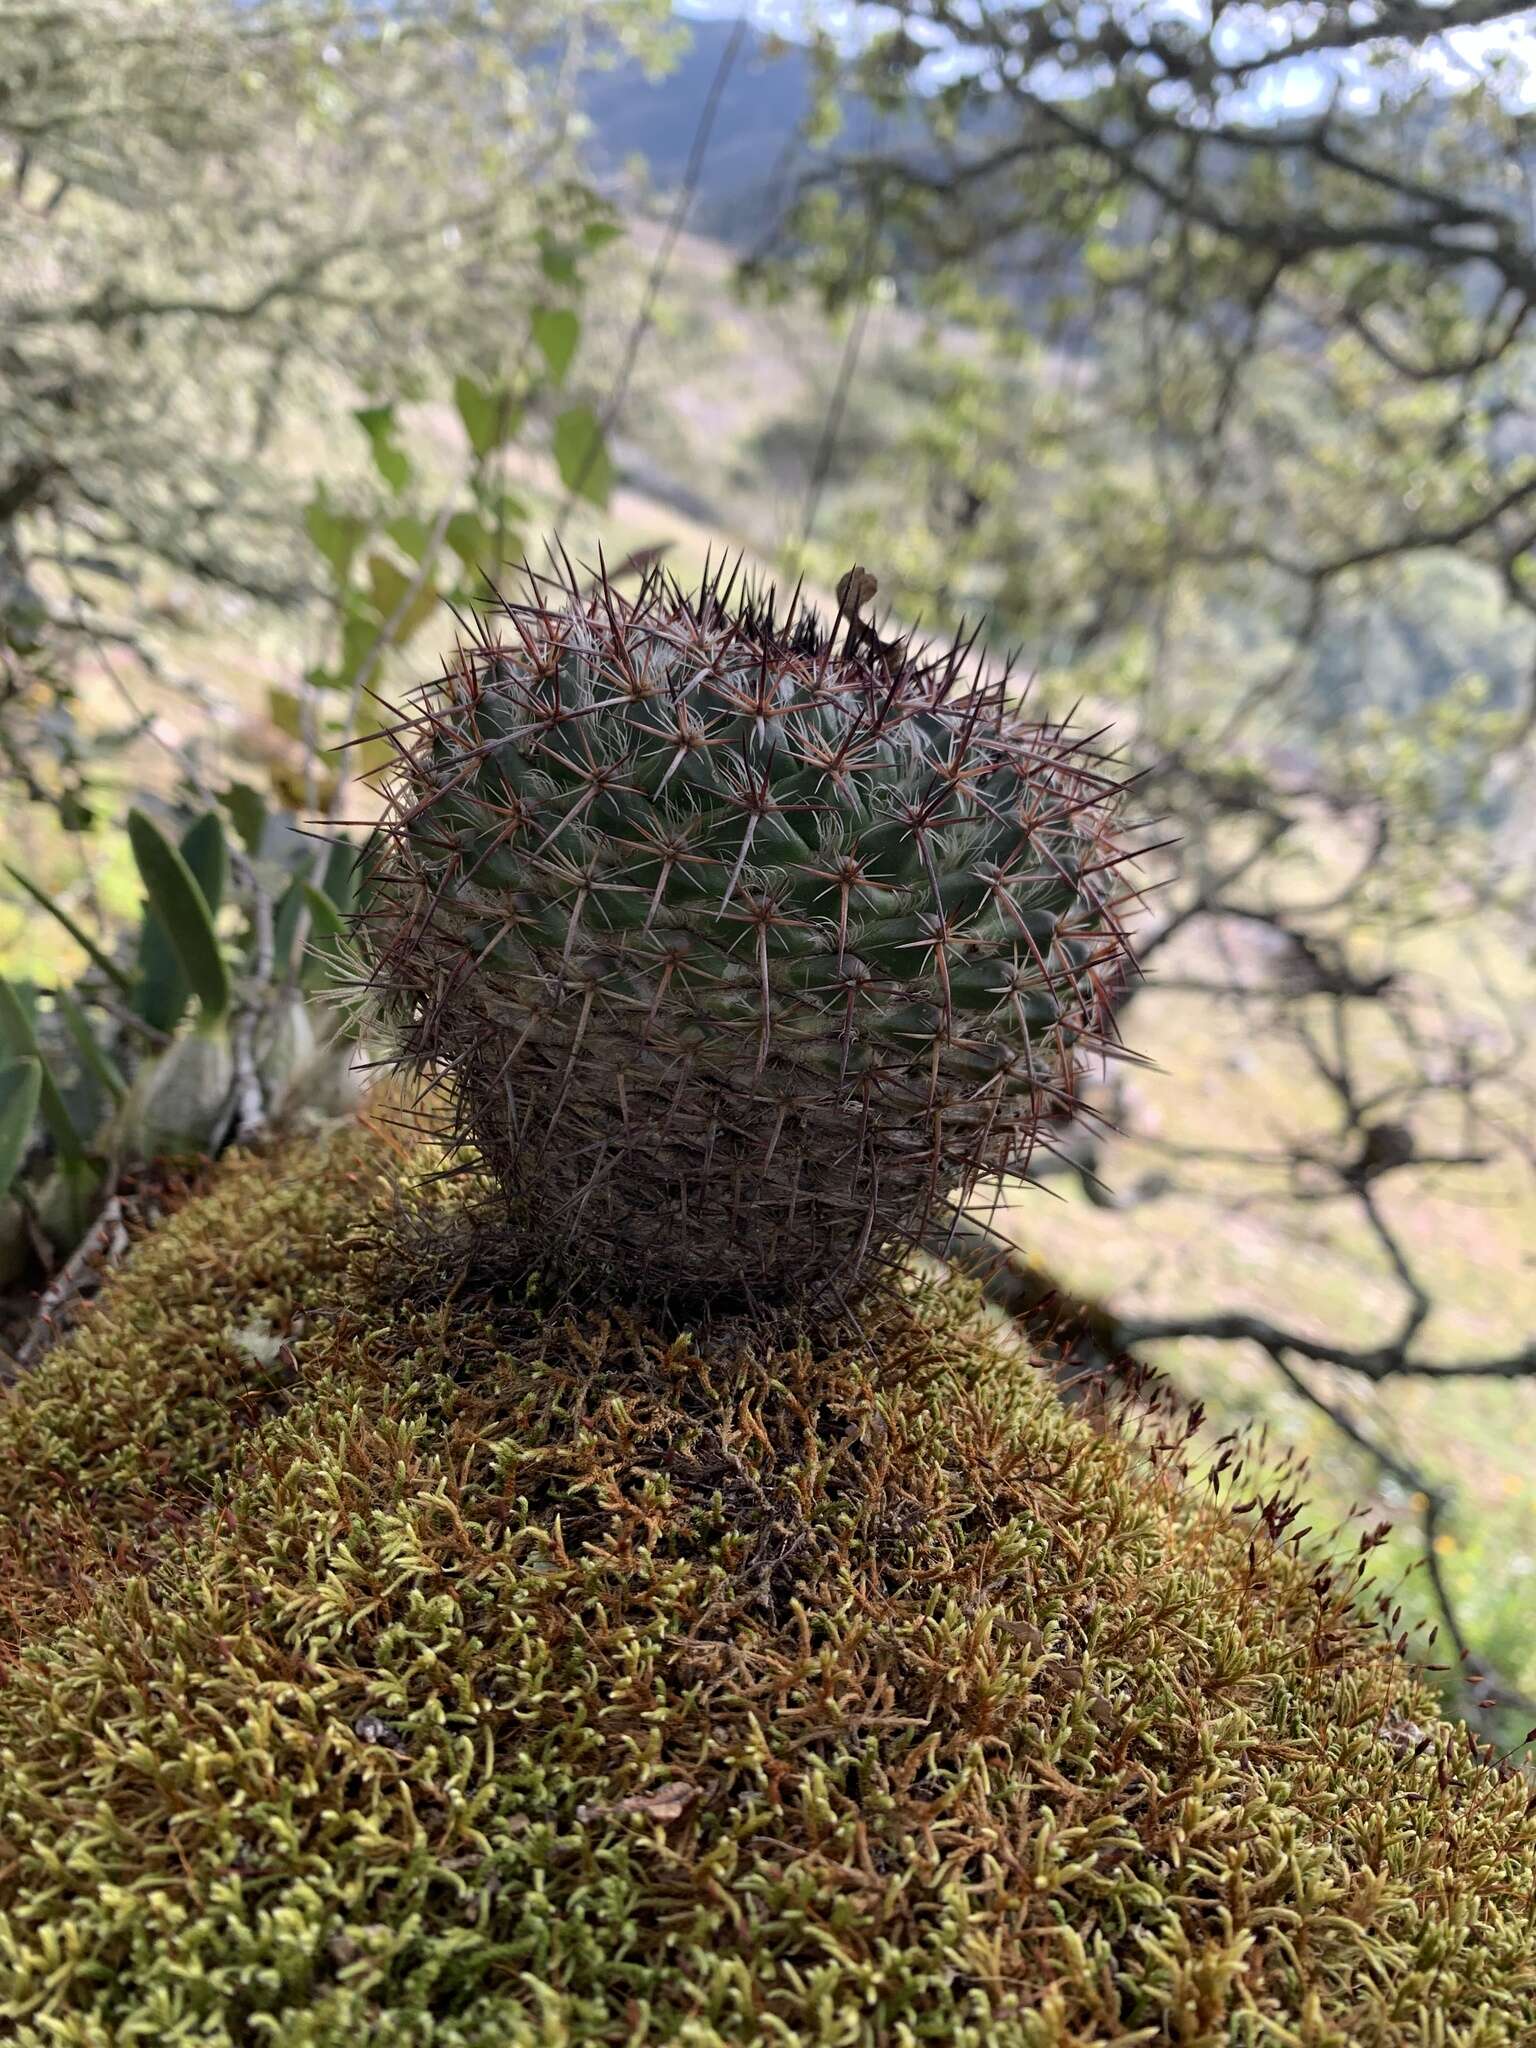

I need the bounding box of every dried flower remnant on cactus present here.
[353,552,1142,1304]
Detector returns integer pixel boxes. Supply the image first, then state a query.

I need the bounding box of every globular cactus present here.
[355,556,1141,1305]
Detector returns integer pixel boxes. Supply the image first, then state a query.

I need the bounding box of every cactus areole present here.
[355,556,1141,1304]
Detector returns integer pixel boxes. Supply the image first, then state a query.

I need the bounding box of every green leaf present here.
[304,490,369,582]
[219,782,267,857]
[133,917,188,1038]
[181,811,228,920]
[386,514,433,563]
[445,510,493,573]
[131,809,229,1039]
[268,686,306,741]
[0,1056,41,1195]
[582,219,623,254]
[366,555,409,620]
[271,876,305,977]
[531,306,580,384]
[54,989,127,1105]
[127,810,231,1028]
[5,981,38,1031]
[299,882,345,940]
[536,230,578,285]
[321,839,360,916]
[446,488,527,585]
[301,884,344,975]
[299,884,348,990]
[2,864,132,993]
[337,611,379,690]
[453,374,521,460]
[353,404,411,493]
[0,978,84,1165]
[367,555,438,644]
[553,406,613,506]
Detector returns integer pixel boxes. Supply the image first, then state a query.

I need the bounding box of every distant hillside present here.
[579,19,880,246]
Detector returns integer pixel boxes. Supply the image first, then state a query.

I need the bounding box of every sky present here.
[674,0,1536,112]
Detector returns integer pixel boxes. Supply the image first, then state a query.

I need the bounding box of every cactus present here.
[355,556,1140,1304]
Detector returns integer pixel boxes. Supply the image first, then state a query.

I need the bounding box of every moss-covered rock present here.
[0,1128,1531,2045]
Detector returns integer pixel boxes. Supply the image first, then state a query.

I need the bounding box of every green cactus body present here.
[357,561,1138,1301]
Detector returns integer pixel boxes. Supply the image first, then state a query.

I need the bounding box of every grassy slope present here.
[0,1126,1532,2044]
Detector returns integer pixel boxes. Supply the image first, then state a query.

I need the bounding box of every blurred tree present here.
[0,0,665,807]
[768,1,1536,1725]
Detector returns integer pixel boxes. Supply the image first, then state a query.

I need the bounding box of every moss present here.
[0,1129,385,1658]
[0,1129,1530,2045]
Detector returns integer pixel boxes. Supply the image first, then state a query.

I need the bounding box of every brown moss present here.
[0,1125,1530,2045]
[0,1126,387,1659]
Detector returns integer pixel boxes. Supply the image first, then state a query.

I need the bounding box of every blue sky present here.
[673,1,1536,112]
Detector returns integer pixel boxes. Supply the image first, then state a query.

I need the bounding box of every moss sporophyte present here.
[0,1128,1530,2041]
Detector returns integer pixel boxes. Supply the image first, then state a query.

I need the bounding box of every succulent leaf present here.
[133,810,229,1033]
[128,811,231,1030]
[319,841,360,918]
[218,781,268,858]
[0,977,85,1167]
[271,876,307,978]
[181,811,230,920]
[299,882,345,943]
[0,1055,41,1195]
[296,883,350,992]
[54,990,128,1106]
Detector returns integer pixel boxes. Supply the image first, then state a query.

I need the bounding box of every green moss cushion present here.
[0,1130,1531,2045]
